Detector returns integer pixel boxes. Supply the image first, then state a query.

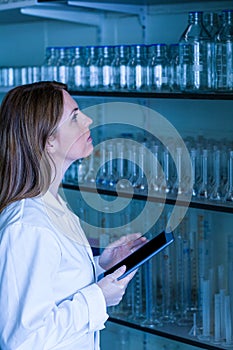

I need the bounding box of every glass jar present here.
[215,9,233,91]
[179,11,213,92]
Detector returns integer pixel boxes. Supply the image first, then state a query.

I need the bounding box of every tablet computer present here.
[103,230,174,280]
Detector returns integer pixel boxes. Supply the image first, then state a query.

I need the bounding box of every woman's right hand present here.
[97,265,136,307]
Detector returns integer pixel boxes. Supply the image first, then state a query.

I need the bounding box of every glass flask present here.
[101,143,117,189]
[209,149,223,200]
[150,144,163,193]
[190,148,199,197]
[115,141,128,190]
[128,145,139,188]
[172,147,186,195]
[160,148,173,194]
[96,143,107,188]
[127,44,148,90]
[84,151,96,185]
[134,145,148,192]
[179,11,213,91]
[198,149,211,199]
[148,44,169,91]
[215,10,233,91]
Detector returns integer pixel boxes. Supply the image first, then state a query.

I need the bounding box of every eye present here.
[71,112,79,122]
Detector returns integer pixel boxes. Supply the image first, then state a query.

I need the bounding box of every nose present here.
[80,111,93,128]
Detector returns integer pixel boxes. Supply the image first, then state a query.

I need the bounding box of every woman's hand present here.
[99,233,147,271]
[97,265,137,306]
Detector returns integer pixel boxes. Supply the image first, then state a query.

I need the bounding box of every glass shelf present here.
[62,183,233,214]
[1,87,233,101]
[108,317,227,350]
[69,89,233,101]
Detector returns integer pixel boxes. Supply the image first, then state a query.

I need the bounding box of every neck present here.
[49,162,69,198]
[49,181,61,199]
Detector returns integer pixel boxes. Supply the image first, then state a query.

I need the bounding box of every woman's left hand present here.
[99,233,147,271]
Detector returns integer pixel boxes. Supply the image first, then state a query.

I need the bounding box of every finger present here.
[118,268,138,286]
[105,235,126,249]
[131,236,147,249]
[110,265,126,280]
[124,233,143,242]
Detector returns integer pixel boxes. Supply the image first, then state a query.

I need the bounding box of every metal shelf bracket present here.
[68,1,147,28]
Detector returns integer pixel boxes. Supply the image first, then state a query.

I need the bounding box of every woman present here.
[0,81,145,350]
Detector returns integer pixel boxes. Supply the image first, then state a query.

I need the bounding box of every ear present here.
[46,135,56,154]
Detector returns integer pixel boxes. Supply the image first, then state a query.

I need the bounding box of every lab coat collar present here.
[40,190,91,251]
[41,190,69,217]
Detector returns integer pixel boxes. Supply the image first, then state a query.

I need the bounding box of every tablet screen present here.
[103,230,174,280]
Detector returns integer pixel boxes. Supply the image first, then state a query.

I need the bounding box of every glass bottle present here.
[148,43,169,91]
[204,12,220,39]
[111,45,129,90]
[41,46,59,81]
[215,10,233,91]
[83,45,98,90]
[224,150,233,202]
[179,11,213,92]
[168,43,180,92]
[127,44,148,91]
[96,45,113,90]
[57,47,71,84]
[69,46,85,91]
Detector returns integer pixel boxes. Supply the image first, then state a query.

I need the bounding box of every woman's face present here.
[49,90,93,167]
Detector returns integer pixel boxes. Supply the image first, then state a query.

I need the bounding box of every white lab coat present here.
[0,191,109,350]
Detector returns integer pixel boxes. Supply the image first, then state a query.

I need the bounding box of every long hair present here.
[0,81,67,212]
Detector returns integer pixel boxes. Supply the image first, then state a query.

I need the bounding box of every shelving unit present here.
[62,89,233,350]
[1,1,233,349]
